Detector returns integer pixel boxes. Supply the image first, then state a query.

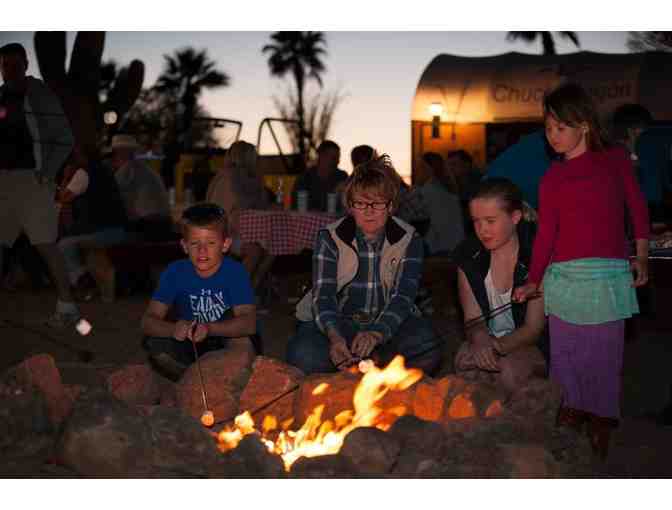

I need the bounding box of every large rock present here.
[290,454,354,478]
[106,364,161,406]
[391,451,442,478]
[146,407,222,476]
[293,371,360,425]
[63,384,86,405]
[0,378,56,476]
[213,434,285,478]
[58,389,154,477]
[505,377,563,425]
[176,339,256,423]
[496,443,559,478]
[340,426,401,475]
[239,356,304,425]
[10,354,71,425]
[388,415,447,460]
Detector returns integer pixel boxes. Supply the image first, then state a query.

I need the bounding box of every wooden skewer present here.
[463,291,543,330]
[189,321,210,414]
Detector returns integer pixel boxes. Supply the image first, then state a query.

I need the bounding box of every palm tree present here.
[262,31,327,166]
[627,31,672,52]
[154,47,229,148]
[506,31,580,55]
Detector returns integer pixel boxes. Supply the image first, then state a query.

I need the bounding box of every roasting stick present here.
[334,290,542,371]
[189,320,214,427]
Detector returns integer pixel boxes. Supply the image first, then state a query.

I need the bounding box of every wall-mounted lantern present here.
[429,102,443,139]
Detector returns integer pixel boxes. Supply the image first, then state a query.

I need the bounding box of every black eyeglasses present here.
[350,200,390,211]
[182,203,225,222]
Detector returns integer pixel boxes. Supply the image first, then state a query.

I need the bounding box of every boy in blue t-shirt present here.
[141,203,256,379]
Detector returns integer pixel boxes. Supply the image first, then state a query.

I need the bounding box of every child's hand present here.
[351,331,383,358]
[189,323,209,343]
[173,320,192,341]
[473,342,500,372]
[327,329,354,370]
[512,283,539,303]
[631,256,649,287]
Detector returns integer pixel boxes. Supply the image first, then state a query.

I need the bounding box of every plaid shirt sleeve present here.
[312,229,342,336]
[367,233,424,342]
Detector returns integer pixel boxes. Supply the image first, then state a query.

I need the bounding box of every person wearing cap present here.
[107,134,173,242]
[0,42,80,327]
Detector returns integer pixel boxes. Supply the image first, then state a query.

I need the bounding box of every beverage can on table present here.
[327,192,338,214]
[297,190,309,212]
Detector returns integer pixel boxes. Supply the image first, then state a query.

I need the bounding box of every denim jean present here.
[58,227,128,283]
[286,314,442,375]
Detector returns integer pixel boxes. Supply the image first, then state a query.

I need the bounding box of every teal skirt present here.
[543,258,639,325]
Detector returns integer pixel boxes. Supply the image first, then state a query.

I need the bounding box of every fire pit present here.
[217,355,422,471]
[1,353,595,478]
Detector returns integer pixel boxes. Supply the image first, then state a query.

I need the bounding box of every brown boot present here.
[586,414,619,461]
[556,406,588,432]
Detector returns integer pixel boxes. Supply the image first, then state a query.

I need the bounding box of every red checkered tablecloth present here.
[239,209,340,255]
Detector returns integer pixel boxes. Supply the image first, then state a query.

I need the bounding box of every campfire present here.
[216,355,423,471]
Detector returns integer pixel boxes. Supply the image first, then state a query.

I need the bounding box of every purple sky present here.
[1,31,630,179]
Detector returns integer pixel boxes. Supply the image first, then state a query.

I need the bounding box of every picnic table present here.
[239,209,339,256]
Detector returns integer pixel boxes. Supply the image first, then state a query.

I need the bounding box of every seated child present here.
[141,203,257,379]
[453,178,547,395]
[287,155,442,376]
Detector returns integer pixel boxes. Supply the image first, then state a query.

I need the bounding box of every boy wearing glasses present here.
[288,156,442,375]
[141,203,256,380]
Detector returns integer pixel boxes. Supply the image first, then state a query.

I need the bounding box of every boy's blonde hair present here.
[343,154,401,212]
[180,202,229,238]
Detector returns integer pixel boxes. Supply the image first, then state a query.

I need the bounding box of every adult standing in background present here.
[0,42,79,327]
[292,140,348,212]
[611,103,671,223]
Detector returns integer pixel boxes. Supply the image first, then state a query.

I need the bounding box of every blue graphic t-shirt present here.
[152,257,254,323]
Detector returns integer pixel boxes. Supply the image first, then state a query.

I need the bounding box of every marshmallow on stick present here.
[201,411,214,427]
[76,318,92,336]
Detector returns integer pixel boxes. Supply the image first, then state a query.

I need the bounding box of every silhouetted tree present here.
[98,61,118,104]
[154,47,229,149]
[125,87,217,149]
[627,31,672,52]
[262,31,327,168]
[506,31,580,55]
[33,32,144,159]
[273,86,346,163]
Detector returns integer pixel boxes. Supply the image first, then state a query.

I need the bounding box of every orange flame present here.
[217,355,422,470]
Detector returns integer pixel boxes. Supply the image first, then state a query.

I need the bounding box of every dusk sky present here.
[1,30,631,179]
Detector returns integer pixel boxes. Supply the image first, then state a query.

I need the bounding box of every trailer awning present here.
[412,51,672,124]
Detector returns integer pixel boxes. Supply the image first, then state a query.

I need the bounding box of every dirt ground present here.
[1,270,671,478]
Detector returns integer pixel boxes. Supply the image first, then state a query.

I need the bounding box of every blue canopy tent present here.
[485,130,551,210]
[636,126,672,208]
